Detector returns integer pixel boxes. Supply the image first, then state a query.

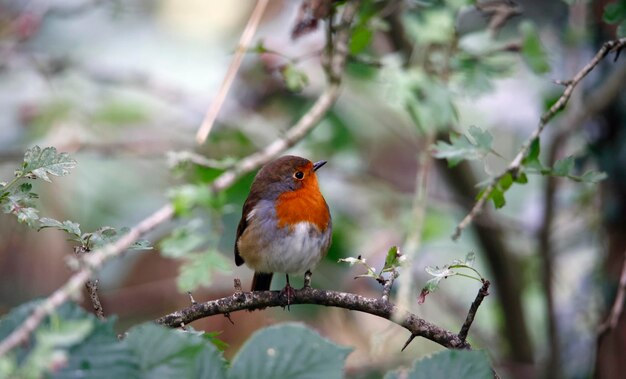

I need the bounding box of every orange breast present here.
[275,186,330,232]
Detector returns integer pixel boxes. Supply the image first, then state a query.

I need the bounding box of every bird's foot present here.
[280,283,296,311]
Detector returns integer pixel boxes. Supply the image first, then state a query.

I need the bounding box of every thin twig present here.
[195,0,270,144]
[598,252,626,336]
[155,287,471,350]
[396,133,436,310]
[452,37,626,240]
[85,280,105,320]
[0,1,361,357]
[381,270,398,302]
[458,280,490,342]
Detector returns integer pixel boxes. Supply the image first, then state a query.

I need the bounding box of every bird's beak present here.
[313,160,327,171]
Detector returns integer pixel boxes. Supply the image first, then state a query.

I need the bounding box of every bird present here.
[234,155,332,302]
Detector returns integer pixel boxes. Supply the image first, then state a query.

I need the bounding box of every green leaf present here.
[467,125,492,151]
[125,323,227,379]
[520,21,550,74]
[349,24,374,54]
[21,146,76,183]
[177,250,231,292]
[38,218,82,239]
[384,349,492,379]
[603,1,626,24]
[522,138,542,169]
[579,170,608,183]
[160,219,206,258]
[489,186,506,209]
[432,127,493,167]
[168,184,214,216]
[499,172,513,191]
[92,100,148,125]
[229,323,352,379]
[281,64,309,92]
[514,172,529,184]
[83,226,152,251]
[383,246,400,271]
[552,156,575,176]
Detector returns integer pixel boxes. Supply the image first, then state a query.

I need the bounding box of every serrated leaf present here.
[432,127,493,167]
[177,250,231,292]
[38,218,82,238]
[553,156,575,176]
[160,220,206,258]
[84,226,152,251]
[229,323,351,379]
[467,125,493,151]
[520,21,550,74]
[281,64,309,92]
[384,349,492,379]
[22,146,76,183]
[125,323,227,379]
[579,170,608,183]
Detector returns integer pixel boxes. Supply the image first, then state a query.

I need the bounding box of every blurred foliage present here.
[0,0,623,377]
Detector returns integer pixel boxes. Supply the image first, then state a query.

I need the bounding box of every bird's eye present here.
[293,171,305,180]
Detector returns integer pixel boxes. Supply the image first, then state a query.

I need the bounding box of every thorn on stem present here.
[401,334,417,352]
[224,312,235,325]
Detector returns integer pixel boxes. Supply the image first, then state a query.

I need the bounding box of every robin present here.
[234,155,332,301]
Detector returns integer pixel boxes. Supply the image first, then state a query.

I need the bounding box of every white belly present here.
[255,222,326,274]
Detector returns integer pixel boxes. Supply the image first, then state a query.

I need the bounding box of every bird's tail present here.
[251,272,273,291]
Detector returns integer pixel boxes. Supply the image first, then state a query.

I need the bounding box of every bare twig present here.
[195,0,270,144]
[381,269,399,302]
[396,133,436,310]
[187,292,197,306]
[0,1,360,357]
[85,280,105,321]
[155,287,471,350]
[452,37,626,240]
[598,252,626,336]
[458,280,491,342]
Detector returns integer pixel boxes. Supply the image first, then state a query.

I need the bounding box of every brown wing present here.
[234,193,260,266]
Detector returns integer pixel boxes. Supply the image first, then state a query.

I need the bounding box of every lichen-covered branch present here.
[156,285,470,350]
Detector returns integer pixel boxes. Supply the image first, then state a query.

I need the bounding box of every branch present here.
[452,37,626,240]
[155,285,470,350]
[458,279,490,342]
[85,280,105,321]
[195,0,270,144]
[0,0,360,357]
[598,251,626,336]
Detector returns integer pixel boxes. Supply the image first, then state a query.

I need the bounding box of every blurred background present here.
[0,0,624,378]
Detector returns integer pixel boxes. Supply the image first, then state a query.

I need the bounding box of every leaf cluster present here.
[418,252,483,304]
[0,301,493,379]
[0,146,152,253]
[339,246,404,285]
